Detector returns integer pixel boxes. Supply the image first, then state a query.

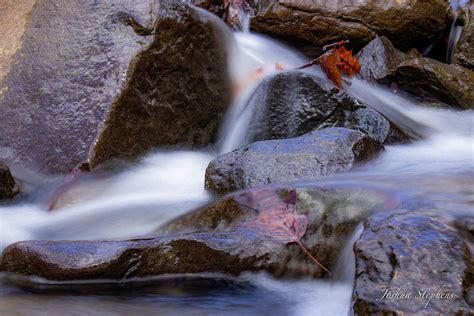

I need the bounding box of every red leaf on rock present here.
[297,40,361,88]
[233,189,330,274]
[319,49,343,88]
[337,46,361,77]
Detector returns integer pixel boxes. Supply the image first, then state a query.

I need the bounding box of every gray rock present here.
[356,36,407,81]
[206,128,382,196]
[0,1,232,174]
[347,108,390,143]
[243,71,403,145]
[246,71,363,143]
[354,210,474,315]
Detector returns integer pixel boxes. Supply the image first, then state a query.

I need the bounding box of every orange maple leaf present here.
[319,49,343,88]
[337,46,361,77]
[299,41,361,88]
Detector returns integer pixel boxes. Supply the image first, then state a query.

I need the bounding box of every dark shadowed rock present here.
[243,71,401,145]
[245,71,364,142]
[206,128,382,196]
[356,36,407,81]
[0,162,18,200]
[354,210,474,315]
[346,108,390,144]
[0,1,232,174]
[193,0,448,56]
[384,123,412,145]
[388,57,474,109]
[1,185,390,281]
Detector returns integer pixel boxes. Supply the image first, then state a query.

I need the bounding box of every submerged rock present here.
[356,36,407,81]
[1,185,390,281]
[354,210,474,315]
[388,57,474,109]
[195,0,448,55]
[0,1,232,174]
[0,162,18,200]
[206,128,382,196]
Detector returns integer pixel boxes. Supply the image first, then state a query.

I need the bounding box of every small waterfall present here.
[446,0,470,64]
[238,9,250,33]
[333,223,364,282]
[218,33,308,153]
[446,21,464,64]
[344,79,473,139]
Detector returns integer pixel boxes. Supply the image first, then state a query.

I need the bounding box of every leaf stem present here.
[295,240,331,275]
[296,57,321,70]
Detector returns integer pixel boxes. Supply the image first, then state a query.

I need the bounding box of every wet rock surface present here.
[0,162,18,200]
[356,36,407,81]
[206,128,382,196]
[244,71,399,145]
[0,1,231,174]
[387,57,474,109]
[1,185,389,281]
[245,71,363,142]
[194,0,448,56]
[353,210,474,315]
[347,108,390,144]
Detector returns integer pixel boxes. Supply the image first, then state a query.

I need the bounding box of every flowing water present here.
[1,9,473,316]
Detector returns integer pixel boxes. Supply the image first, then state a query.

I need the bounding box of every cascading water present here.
[446,0,470,63]
[1,7,473,316]
[218,32,308,153]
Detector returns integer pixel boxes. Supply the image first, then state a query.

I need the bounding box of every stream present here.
[0,10,473,316]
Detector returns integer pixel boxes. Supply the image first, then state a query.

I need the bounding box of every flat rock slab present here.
[354,210,474,315]
[0,1,231,174]
[206,127,382,196]
[1,185,391,281]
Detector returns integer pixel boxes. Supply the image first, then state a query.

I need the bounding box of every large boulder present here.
[194,0,449,55]
[1,185,391,281]
[354,210,474,315]
[0,1,232,174]
[206,128,382,196]
[0,162,19,200]
[387,57,474,109]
